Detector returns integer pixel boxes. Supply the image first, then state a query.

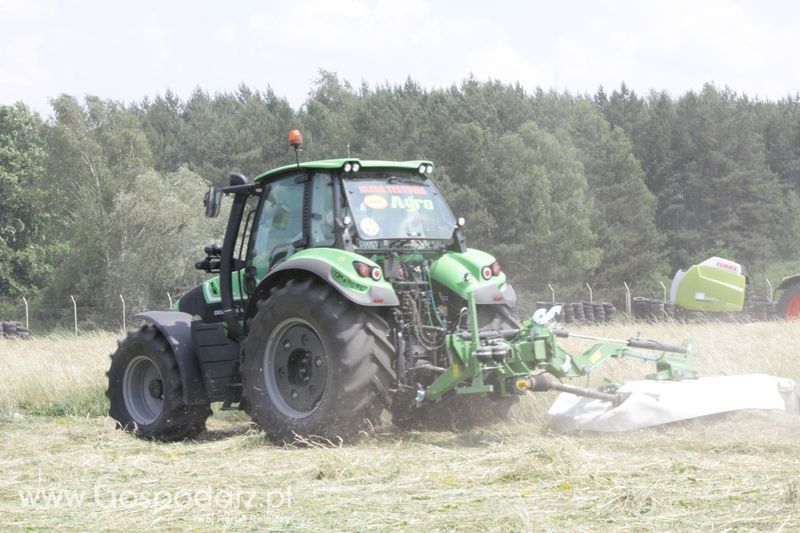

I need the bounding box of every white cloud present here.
[547,0,800,97]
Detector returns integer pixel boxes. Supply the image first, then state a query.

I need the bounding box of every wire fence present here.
[1,294,175,336]
[0,275,780,337]
[1,284,637,337]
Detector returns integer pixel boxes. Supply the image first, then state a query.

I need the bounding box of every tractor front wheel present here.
[241,277,394,443]
[107,325,211,441]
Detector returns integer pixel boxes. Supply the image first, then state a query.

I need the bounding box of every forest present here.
[2,71,800,316]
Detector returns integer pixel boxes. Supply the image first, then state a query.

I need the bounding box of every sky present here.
[2,0,800,117]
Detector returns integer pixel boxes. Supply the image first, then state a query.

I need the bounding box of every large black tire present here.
[777,284,800,319]
[240,277,394,443]
[391,303,520,431]
[563,303,575,324]
[3,322,17,338]
[592,302,606,322]
[572,302,585,321]
[107,325,211,441]
[582,301,595,322]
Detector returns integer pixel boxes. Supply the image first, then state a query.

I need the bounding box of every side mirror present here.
[204,186,223,218]
[229,172,249,187]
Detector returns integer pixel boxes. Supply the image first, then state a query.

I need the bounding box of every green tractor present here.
[107,131,695,442]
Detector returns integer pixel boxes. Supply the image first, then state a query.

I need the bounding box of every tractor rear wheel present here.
[241,277,394,443]
[777,284,800,319]
[391,303,520,431]
[107,325,211,441]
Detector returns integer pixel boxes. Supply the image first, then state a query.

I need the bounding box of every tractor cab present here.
[244,158,462,280]
[183,133,475,333]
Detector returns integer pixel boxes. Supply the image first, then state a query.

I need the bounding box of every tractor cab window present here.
[310,171,335,246]
[248,174,305,276]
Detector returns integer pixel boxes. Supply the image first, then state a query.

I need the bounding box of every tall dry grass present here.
[0,331,117,419]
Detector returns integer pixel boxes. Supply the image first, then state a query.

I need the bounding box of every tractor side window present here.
[310,172,335,246]
[249,175,305,275]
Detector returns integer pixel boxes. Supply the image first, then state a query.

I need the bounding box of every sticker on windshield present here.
[360,217,380,237]
[391,196,435,210]
[358,184,428,196]
[363,194,388,210]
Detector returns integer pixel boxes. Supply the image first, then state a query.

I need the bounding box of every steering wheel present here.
[268,241,296,268]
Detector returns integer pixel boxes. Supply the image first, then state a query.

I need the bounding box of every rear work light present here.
[353,261,382,281]
[481,262,502,280]
[343,161,360,173]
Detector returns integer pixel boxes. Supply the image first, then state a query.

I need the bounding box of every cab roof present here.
[253,158,434,183]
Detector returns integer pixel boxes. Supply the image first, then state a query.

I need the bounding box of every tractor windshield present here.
[342,172,457,241]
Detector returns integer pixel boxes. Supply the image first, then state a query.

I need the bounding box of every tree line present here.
[2,71,800,314]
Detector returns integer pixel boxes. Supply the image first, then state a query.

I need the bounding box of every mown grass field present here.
[1,321,800,531]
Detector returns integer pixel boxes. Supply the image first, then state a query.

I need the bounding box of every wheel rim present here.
[263,318,328,418]
[123,355,165,425]
[786,295,800,319]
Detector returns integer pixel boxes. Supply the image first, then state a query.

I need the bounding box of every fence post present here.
[70,295,78,337]
[765,277,773,302]
[119,294,126,333]
[623,282,631,315]
[21,296,29,330]
[167,291,173,309]
[585,282,593,303]
[659,281,667,302]
[547,283,555,303]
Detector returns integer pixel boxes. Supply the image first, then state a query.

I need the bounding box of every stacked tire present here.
[1,321,31,340]
[536,302,617,324]
[632,298,674,321]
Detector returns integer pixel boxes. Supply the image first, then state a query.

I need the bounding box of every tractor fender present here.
[134,311,210,406]
[429,249,517,305]
[244,256,400,320]
[776,274,800,291]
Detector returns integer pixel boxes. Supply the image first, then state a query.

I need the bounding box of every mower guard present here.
[548,374,800,432]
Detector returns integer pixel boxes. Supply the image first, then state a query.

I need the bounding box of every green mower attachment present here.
[419,300,698,407]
